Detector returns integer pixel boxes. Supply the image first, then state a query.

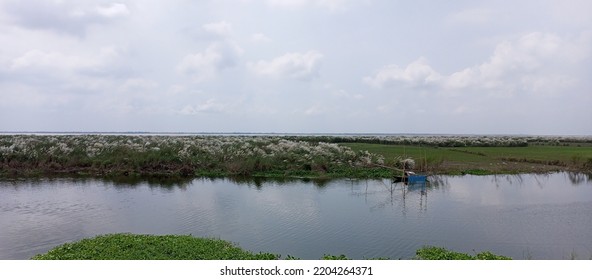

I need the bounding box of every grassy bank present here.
[2,135,591,179]
[32,233,510,260]
[341,143,592,175]
[0,135,387,179]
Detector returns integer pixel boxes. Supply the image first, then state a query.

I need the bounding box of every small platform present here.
[393,171,428,184]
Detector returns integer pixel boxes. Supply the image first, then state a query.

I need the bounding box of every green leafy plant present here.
[415,246,511,260]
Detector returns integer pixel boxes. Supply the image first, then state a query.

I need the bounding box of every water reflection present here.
[0,172,591,260]
[566,172,591,185]
[4,172,586,191]
[427,175,450,188]
[0,175,335,191]
[227,176,332,189]
[0,176,195,190]
[106,176,194,189]
[361,180,431,215]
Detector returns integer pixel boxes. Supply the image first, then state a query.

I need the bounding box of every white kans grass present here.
[322,135,592,147]
[1,134,590,170]
[0,135,385,169]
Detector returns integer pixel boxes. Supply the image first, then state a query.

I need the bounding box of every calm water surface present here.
[1,172,591,260]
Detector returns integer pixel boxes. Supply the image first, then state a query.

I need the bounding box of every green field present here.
[340,143,592,174]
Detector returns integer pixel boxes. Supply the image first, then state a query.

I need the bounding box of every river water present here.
[1,172,591,260]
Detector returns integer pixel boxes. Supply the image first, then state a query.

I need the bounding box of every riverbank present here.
[342,143,592,175]
[1,135,591,179]
[32,233,510,260]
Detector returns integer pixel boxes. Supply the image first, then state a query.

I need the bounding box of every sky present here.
[0,0,590,135]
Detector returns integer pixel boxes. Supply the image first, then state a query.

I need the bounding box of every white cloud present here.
[445,32,589,93]
[267,0,310,9]
[0,44,131,123]
[10,47,119,72]
[118,78,158,92]
[203,21,233,37]
[177,21,243,82]
[363,57,442,89]
[548,0,592,27]
[96,3,130,18]
[2,0,130,35]
[177,42,243,82]
[447,8,495,25]
[365,32,591,95]
[323,83,364,100]
[304,104,324,116]
[179,99,232,115]
[266,0,350,11]
[519,75,576,92]
[1,2,590,134]
[11,50,93,71]
[249,50,323,80]
[6,46,124,92]
[251,33,272,43]
[317,0,349,11]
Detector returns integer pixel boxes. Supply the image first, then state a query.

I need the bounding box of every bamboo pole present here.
[370,163,404,173]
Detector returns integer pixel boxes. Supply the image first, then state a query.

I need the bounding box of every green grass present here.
[415,246,511,260]
[0,135,390,179]
[32,234,278,260]
[340,143,592,174]
[3,135,590,179]
[32,234,511,260]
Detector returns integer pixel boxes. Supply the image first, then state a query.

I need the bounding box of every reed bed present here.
[0,135,385,178]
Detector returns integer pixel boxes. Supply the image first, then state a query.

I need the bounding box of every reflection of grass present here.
[341,143,592,174]
[32,233,511,260]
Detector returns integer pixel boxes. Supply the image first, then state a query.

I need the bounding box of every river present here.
[1,172,591,259]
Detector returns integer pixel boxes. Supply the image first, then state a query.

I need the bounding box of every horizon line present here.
[1,131,591,137]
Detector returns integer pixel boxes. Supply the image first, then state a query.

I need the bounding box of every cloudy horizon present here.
[1,0,591,135]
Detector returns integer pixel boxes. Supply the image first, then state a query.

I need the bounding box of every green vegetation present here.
[32,234,277,260]
[341,143,592,175]
[2,135,590,179]
[32,233,511,260]
[0,135,387,179]
[415,246,511,260]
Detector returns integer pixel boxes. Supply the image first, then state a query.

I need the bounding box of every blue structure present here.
[407,174,427,183]
[393,171,428,184]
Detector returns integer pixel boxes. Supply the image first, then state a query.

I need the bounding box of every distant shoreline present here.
[2,131,592,137]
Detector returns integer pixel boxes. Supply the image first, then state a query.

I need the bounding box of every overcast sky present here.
[0,0,590,134]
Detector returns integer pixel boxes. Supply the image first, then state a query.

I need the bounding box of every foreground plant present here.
[32,233,278,260]
[415,246,511,260]
[33,234,512,260]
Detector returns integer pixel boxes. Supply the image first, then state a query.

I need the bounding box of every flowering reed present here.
[0,135,385,177]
